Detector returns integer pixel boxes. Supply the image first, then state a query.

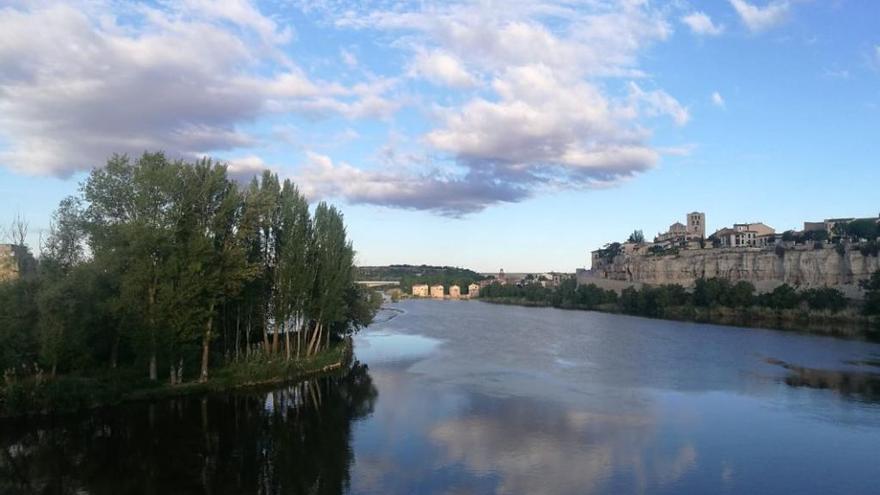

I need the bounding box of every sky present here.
[0,0,878,272]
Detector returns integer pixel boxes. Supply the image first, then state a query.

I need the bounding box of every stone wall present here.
[0,244,36,283]
[588,246,879,298]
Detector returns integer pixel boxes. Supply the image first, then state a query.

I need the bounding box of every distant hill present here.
[355,264,488,293]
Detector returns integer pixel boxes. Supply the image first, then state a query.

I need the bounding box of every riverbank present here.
[0,338,353,418]
[480,297,880,340]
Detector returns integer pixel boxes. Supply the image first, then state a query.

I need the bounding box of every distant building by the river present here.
[468,283,480,298]
[430,284,444,298]
[411,284,429,297]
[449,285,461,298]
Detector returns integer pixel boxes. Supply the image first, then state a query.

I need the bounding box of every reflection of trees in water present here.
[768,358,880,402]
[0,362,377,495]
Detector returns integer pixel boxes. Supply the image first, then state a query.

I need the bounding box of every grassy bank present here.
[0,338,353,418]
[480,297,880,339]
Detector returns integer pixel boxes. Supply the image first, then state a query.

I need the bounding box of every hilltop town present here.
[583,212,880,297]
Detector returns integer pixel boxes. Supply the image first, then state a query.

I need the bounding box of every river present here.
[3,299,880,494]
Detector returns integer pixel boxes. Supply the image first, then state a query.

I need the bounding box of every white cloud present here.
[711,91,726,108]
[293,1,682,214]
[1,1,691,216]
[0,2,397,176]
[627,82,690,126]
[341,49,358,68]
[729,0,790,32]
[225,155,273,182]
[296,152,525,215]
[681,12,724,36]
[409,49,478,88]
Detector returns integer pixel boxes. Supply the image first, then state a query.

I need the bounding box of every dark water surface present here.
[4,300,880,494]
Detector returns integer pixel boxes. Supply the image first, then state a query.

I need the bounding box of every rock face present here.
[590,247,879,297]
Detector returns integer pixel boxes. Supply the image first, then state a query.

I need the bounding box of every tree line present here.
[0,153,379,385]
[480,275,880,320]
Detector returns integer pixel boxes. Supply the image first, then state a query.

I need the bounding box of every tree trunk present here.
[170,363,177,385]
[235,305,241,361]
[272,319,279,355]
[110,328,120,369]
[149,353,157,382]
[246,309,252,358]
[306,322,317,356]
[284,319,291,361]
[200,306,215,383]
[262,310,270,354]
[296,317,302,359]
[148,282,158,381]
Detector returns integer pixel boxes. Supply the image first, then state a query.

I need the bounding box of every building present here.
[735,222,775,237]
[804,217,880,235]
[0,244,35,283]
[411,284,429,297]
[687,212,706,239]
[712,222,775,248]
[654,212,706,245]
[468,283,480,298]
[430,284,444,298]
[449,285,461,298]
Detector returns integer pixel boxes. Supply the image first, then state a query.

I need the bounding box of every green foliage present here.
[759,284,801,310]
[858,240,879,257]
[862,271,880,315]
[627,230,645,244]
[845,219,879,241]
[0,152,374,412]
[356,265,486,294]
[801,287,848,313]
[595,242,622,263]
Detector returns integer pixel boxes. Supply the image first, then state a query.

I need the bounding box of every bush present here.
[759,284,800,310]
[801,287,848,313]
[859,240,879,257]
[862,271,880,315]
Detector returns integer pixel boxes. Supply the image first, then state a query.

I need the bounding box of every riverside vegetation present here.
[481,273,880,338]
[0,152,381,416]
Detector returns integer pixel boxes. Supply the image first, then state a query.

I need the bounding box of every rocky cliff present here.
[590,247,879,297]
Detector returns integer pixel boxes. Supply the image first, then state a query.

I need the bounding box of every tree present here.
[760,284,800,310]
[627,230,645,244]
[801,287,847,313]
[6,211,29,246]
[0,151,373,389]
[308,203,354,355]
[846,219,878,241]
[862,270,880,315]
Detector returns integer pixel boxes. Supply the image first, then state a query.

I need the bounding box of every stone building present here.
[430,284,444,298]
[655,212,706,245]
[448,285,461,298]
[713,222,775,248]
[468,283,480,298]
[687,212,706,239]
[411,284,429,297]
[0,244,35,283]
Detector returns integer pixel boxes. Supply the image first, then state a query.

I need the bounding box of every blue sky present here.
[0,0,878,272]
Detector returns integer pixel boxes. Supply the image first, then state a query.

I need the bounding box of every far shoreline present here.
[473,297,879,341]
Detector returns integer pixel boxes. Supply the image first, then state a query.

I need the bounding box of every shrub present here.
[759,284,800,310]
[801,287,848,313]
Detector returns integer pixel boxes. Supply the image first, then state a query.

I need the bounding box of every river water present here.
[3,300,880,494]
